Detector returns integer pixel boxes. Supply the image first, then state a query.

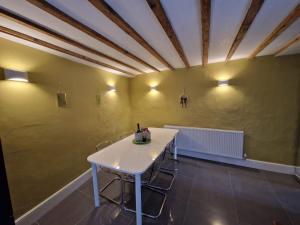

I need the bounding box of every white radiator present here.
[165,125,244,159]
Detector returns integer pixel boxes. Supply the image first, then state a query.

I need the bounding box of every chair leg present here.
[122,179,167,219]
[147,170,175,191]
[99,175,123,205]
[160,143,180,172]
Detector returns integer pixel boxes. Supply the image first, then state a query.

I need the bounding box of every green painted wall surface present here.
[296,129,300,177]
[1,35,300,219]
[130,55,300,166]
[0,38,131,217]
[296,79,300,177]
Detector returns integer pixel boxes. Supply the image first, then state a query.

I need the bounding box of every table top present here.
[87,128,178,175]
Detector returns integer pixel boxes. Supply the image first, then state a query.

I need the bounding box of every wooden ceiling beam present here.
[200,0,211,66]
[0,7,143,74]
[88,0,174,70]
[146,0,189,68]
[274,35,300,56]
[250,3,300,58]
[226,0,264,61]
[26,0,160,72]
[0,25,134,76]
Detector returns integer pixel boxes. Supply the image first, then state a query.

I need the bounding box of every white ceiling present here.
[0,0,299,77]
[278,41,300,56]
[160,0,202,66]
[232,0,300,59]
[209,0,251,63]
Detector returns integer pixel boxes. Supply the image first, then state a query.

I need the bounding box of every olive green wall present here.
[0,38,131,217]
[296,130,300,177]
[297,139,300,177]
[296,79,300,177]
[1,36,300,219]
[130,55,300,166]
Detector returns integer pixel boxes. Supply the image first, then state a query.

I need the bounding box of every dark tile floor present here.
[34,155,300,225]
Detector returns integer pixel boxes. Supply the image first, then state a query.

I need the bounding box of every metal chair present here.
[122,146,177,218]
[160,139,180,173]
[146,147,176,191]
[95,140,177,219]
[95,143,124,205]
[122,164,168,219]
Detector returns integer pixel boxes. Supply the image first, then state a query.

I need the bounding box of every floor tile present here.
[263,172,300,225]
[229,165,263,179]
[129,195,187,225]
[147,170,193,201]
[38,190,94,225]
[167,174,193,201]
[37,156,300,225]
[78,170,121,200]
[230,170,272,197]
[197,158,232,172]
[193,167,233,197]
[76,202,133,225]
[234,196,292,225]
[183,199,238,225]
[230,172,293,225]
[173,157,199,178]
[122,184,166,216]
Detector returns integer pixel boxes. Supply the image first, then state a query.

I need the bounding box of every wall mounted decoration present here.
[57,92,67,107]
[180,88,188,108]
[56,82,67,107]
[96,94,101,106]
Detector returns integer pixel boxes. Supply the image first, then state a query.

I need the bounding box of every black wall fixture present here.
[0,138,15,225]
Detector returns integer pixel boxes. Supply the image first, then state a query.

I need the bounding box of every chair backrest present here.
[96,140,111,151]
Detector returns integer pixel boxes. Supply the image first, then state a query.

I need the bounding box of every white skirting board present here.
[296,166,300,179]
[178,148,296,175]
[15,169,92,225]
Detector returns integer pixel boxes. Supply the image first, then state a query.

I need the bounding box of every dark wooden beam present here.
[146,0,189,67]
[88,0,174,70]
[26,0,160,72]
[0,26,135,76]
[274,35,300,56]
[0,7,143,74]
[200,0,211,66]
[250,3,300,58]
[226,0,264,61]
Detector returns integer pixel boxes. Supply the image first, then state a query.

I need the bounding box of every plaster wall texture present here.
[1,36,300,219]
[130,55,300,166]
[296,78,300,176]
[0,38,131,217]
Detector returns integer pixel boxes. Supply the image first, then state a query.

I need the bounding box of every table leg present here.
[174,136,178,160]
[135,174,142,225]
[91,163,100,207]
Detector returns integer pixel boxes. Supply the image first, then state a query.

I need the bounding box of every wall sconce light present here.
[108,86,116,92]
[218,80,229,87]
[4,69,29,82]
[150,86,157,91]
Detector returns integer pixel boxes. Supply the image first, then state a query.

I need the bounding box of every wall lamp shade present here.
[150,86,157,91]
[218,80,229,87]
[108,86,116,92]
[4,69,28,82]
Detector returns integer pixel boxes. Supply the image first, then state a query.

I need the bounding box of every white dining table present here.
[87,127,178,225]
